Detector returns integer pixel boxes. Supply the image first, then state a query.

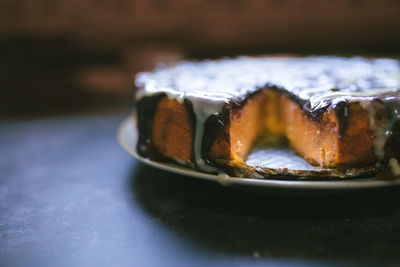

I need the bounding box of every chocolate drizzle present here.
[136,93,166,160]
[335,101,350,139]
[183,99,197,165]
[201,107,230,166]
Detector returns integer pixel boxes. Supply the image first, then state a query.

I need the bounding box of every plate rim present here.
[118,115,400,190]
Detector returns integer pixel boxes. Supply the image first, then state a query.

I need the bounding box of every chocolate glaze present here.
[135,56,400,174]
[136,93,167,160]
[201,107,230,167]
[183,99,197,165]
[335,101,350,139]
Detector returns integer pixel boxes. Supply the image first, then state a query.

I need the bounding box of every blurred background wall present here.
[1,0,399,116]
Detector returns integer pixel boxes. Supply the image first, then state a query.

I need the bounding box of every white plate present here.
[118,116,400,191]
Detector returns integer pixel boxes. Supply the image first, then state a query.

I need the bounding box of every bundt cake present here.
[134,56,400,178]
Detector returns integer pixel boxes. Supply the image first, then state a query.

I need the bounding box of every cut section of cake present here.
[134,56,400,178]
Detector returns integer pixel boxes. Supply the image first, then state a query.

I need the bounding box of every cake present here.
[134,56,400,179]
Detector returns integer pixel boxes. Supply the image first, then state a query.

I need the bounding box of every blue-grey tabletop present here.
[1,107,400,267]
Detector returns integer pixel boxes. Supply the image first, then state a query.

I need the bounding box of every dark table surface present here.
[1,107,400,267]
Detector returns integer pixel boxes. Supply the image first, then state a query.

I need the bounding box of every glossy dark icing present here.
[334,101,350,139]
[136,93,167,160]
[183,99,196,165]
[201,107,230,167]
[135,56,400,174]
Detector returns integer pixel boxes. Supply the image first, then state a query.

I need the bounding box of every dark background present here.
[1,0,400,116]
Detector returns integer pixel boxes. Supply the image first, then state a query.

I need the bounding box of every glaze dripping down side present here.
[136,93,167,160]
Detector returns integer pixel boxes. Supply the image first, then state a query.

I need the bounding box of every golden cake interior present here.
[149,89,382,168]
